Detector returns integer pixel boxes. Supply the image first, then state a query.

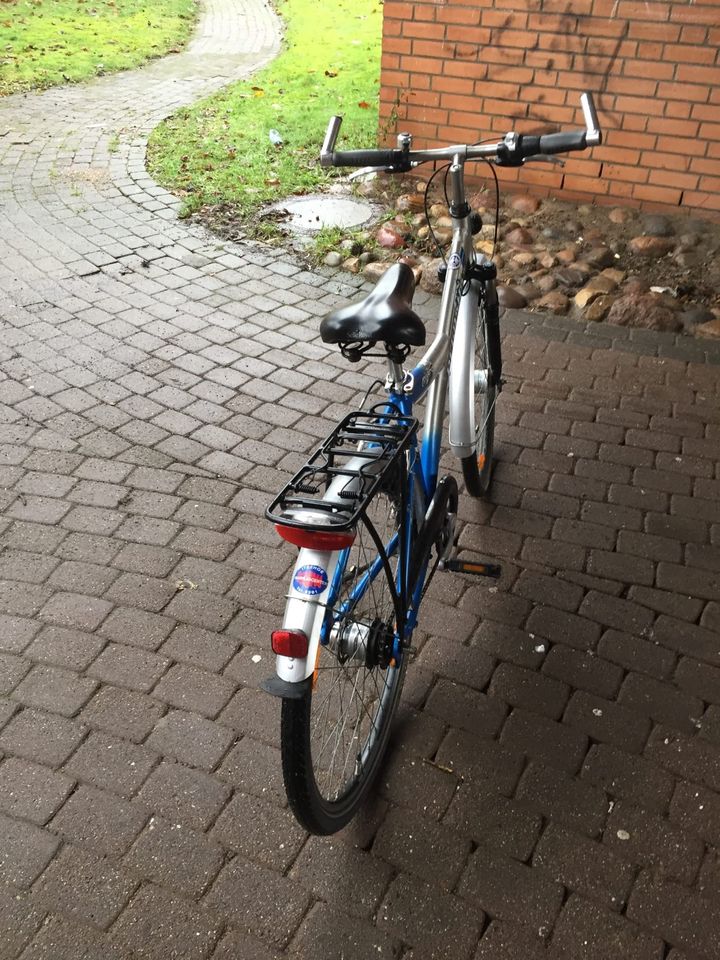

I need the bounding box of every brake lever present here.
[522,155,565,166]
[347,161,420,181]
[347,166,381,181]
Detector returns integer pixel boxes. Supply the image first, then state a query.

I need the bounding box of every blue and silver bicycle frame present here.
[274,157,485,686]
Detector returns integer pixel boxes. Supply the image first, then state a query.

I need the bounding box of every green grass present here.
[147,0,382,224]
[0,0,198,95]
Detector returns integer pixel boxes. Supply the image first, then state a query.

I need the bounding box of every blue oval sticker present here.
[292,564,328,596]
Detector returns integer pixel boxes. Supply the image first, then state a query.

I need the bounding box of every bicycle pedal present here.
[441,558,502,578]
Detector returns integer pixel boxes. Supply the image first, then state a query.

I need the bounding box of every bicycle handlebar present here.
[320,92,602,170]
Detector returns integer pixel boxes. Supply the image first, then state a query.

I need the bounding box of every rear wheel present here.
[461,297,497,497]
[280,487,407,835]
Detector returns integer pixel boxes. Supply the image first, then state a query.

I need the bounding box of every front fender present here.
[448,279,481,459]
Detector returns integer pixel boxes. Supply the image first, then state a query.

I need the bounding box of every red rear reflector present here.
[275,524,355,550]
[271,629,309,658]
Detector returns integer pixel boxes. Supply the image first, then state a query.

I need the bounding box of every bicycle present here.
[263,93,602,835]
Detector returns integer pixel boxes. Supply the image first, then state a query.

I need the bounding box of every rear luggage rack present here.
[266,405,417,532]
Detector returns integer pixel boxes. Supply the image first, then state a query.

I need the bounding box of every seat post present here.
[387,358,405,390]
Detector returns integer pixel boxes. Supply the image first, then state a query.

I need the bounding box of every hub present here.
[333,617,394,669]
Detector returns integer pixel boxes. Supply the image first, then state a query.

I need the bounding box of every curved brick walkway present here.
[2,3,720,958]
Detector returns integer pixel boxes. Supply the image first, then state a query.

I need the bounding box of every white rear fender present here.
[275,547,341,683]
[273,455,375,685]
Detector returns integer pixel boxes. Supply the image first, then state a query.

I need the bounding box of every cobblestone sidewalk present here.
[2,2,720,958]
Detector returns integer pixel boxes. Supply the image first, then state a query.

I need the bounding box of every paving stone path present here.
[2,2,720,958]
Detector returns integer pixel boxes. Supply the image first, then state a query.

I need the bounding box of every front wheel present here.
[280,487,407,834]
[461,293,498,498]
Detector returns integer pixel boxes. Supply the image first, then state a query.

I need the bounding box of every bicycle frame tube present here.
[395,161,476,494]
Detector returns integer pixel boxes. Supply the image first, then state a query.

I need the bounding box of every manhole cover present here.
[271,195,377,233]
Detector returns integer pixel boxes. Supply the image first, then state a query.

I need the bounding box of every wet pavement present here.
[1,2,720,958]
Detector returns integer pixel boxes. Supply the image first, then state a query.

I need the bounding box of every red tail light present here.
[275,524,355,550]
[271,629,309,658]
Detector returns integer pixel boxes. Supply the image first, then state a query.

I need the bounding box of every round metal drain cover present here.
[272,195,376,233]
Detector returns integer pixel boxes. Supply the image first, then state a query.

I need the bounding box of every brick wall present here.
[379,0,720,216]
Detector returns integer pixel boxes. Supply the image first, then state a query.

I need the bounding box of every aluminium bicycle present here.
[263,93,602,835]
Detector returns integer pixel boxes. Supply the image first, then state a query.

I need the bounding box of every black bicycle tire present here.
[279,494,409,835]
[461,296,497,498]
[280,657,406,834]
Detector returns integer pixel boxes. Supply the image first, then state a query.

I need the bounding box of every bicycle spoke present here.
[305,488,401,803]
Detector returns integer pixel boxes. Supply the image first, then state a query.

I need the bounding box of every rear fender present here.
[273,454,380,685]
[275,547,341,684]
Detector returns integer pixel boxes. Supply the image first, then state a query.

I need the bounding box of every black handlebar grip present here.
[329,149,404,168]
[537,131,587,154]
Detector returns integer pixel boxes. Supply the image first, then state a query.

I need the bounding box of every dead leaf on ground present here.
[175,578,198,591]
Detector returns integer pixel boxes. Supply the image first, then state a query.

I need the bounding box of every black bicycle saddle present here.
[320,262,426,347]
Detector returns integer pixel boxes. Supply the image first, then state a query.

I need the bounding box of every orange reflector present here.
[275,524,355,550]
[312,646,321,690]
[271,629,309,658]
[477,453,486,470]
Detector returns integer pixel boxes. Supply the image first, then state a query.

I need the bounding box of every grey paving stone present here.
[1,6,720,958]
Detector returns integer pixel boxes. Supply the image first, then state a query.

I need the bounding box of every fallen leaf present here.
[357,100,371,109]
[324,70,338,78]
